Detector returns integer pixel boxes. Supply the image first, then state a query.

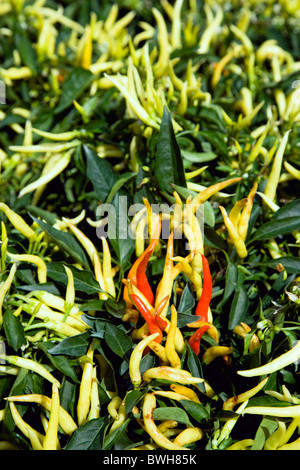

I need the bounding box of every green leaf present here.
[250,217,300,241]
[104,323,133,359]
[84,144,119,202]
[47,332,90,356]
[204,201,215,227]
[273,199,300,220]
[204,227,227,250]
[125,390,144,415]
[38,342,78,382]
[180,399,210,423]
[181,150,217,163]
[30,215,90,268]
[102,419,130,450]
[177,284,195,315]
[261,271,296,308]
[14,24,37,75]
[155,106,186,194]
[196,130,228,157]
[55,67,94,114]
[255,256,300,274]
[106,172,137,204]
[153,406,192,426]
[46,262,103,294]
[64,417,108,450]
[220,255,239,306]
[3,310,26,352]
[251,417,278,450]
[228,269,249,329]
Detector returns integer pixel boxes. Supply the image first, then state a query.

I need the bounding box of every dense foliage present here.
[0,0,300,451]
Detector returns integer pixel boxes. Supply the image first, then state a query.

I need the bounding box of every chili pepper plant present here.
[0,0,300,451]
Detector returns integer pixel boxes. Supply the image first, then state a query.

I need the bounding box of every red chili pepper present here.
[195,254,212,321]
[153,295,169,331]
[130,294,163,343]
[188,325,211,355]
[123,219,161,307]
[136,245,155,306]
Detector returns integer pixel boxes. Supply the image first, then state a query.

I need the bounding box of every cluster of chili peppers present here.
[123,213,213,357]
[188,254,212,355]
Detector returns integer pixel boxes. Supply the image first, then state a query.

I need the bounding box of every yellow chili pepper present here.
[63,219,107,298]
[223,376,269,411]
[109,399,127,434]
[107,396,123,420]
[153,390,192,402]
[248,123,270,163]
[243,405,300,418]
[173,426,203,447]
[198,4,223,54]
[143,335,169,365]
[101,237,116,298]
[0,203,36,241]
[219,206,248,258]
[0,354,60,387]
[213,401,249,448]
[187,319,219,343]
[277,416,300,448]
[237,340,300,377]
[77,24,92,69]
[264,420,287,450]
[190,177,242,213]
[170,384,201,403]
[6,394,77,435]
[233,322,260,353]
[235,101,265,130]
[277,436,300,450]
[211,49,236,90]
[87,366,100,420]
[18,150,73,199]
[155,231,174,317]
[225,439,254,450]
[129,332,159,389]
[142,393,187,450]
[63,265,75,320]
[152,7,171,77]
[284,160,300,180]
[77,343,94,426]
[165,305,181,369]
[7,252,47,284]
[0,262,16,326]
[21,298,87,332]
[142,366,204,385]
[264,130,290,203]
[202,346,233,365]
[9,402,44,449]
[238,182,258,241]
[42,383,60,450]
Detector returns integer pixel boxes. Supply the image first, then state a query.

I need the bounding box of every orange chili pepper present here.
[130,294,163,344]
[136,245,155,306]
[195,254,212,321]
[123,218,161,307]
[188,325,211,355]
[153,296,169,331]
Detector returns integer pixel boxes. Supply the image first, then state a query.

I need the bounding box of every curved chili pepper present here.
[123,218,161,307]
[130,294,163,343]
[195,254,212,321]
[188,324,210,356]
[153,296,169,331]
[136,245,155,306]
